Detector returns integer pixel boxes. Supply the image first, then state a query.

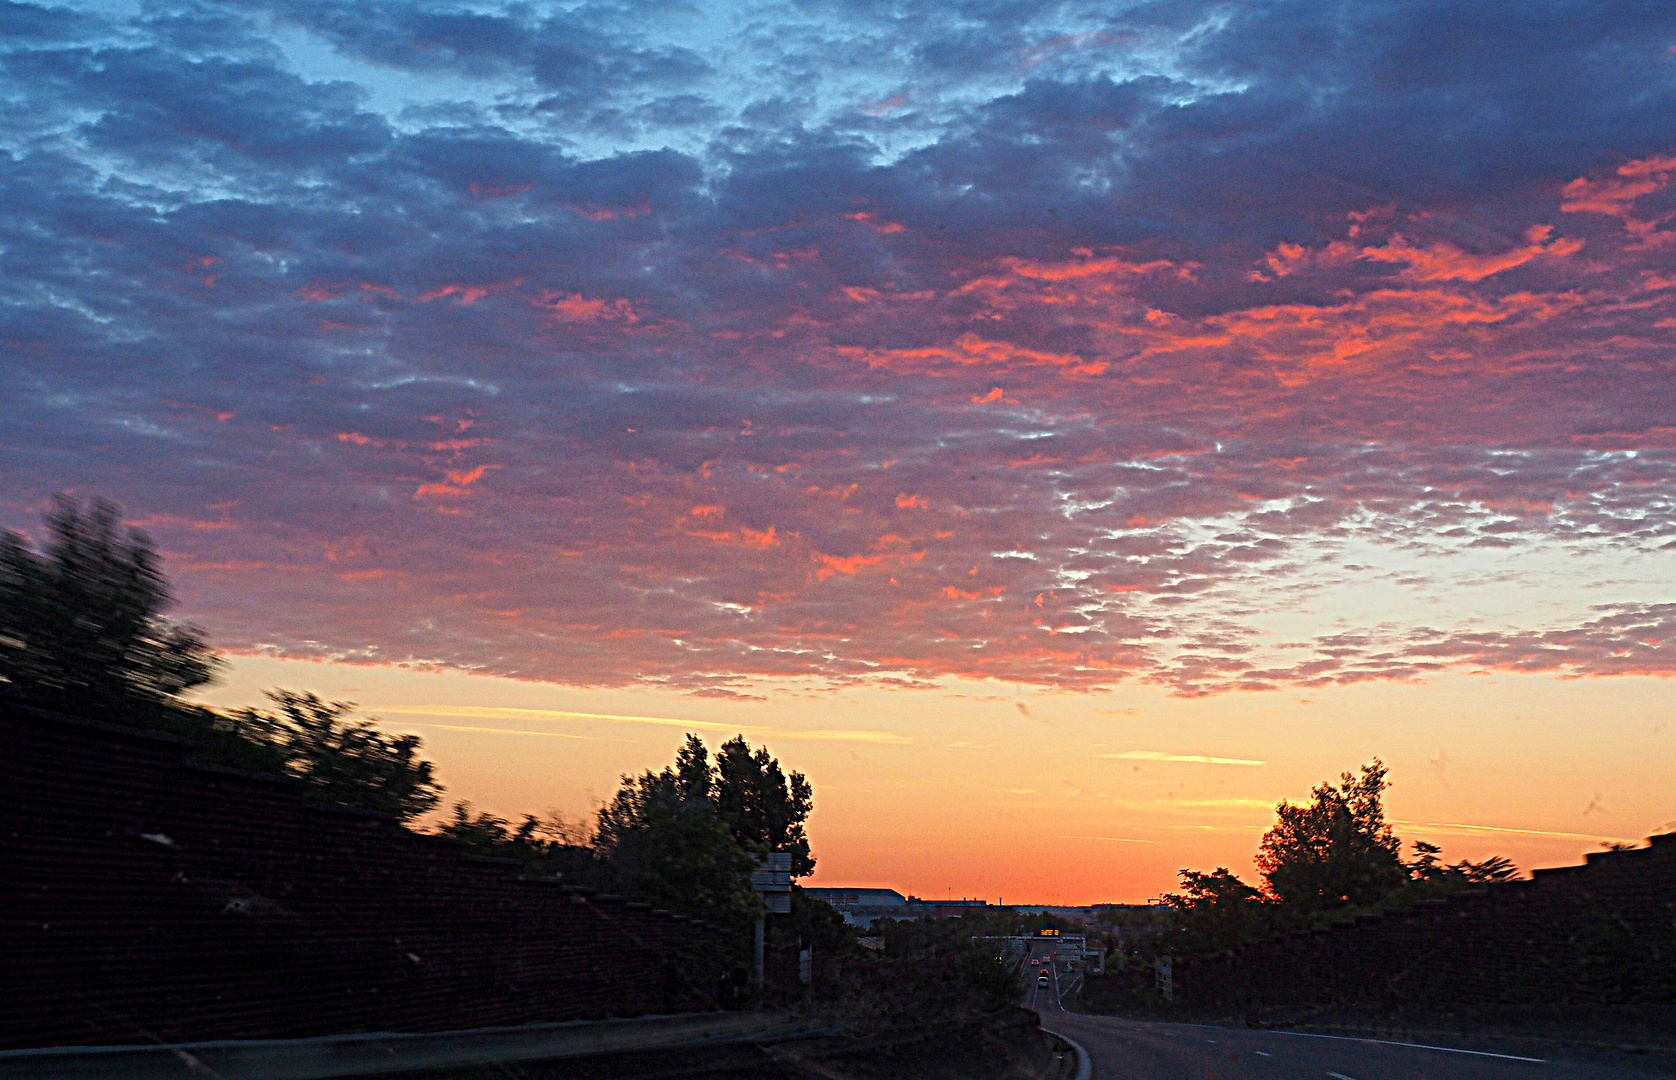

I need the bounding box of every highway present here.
[1019,941,1674,1080]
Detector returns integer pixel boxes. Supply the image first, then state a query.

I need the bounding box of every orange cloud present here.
[1360,226,1582,282]
[129,513,237,531]
[837,333,1105,375]
[844,210,906,233]
[414,465,497,499]
[813,546,926,581]
[941,584,1005,600]
[417,284,490,305]
[689,524,781,548]
[565,203,651,221]
[1562,155,1676,225]
[530,292,638,322]
[960,252,1177,296]
[293,280,401,302]
[445,465,495,486]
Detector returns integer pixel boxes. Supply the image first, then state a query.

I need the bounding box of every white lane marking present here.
[1254,1050,1272,1057]
[1271,1029,1545,1063]
[1327,1073,1359,1080]
[1082,1016,1549,1065]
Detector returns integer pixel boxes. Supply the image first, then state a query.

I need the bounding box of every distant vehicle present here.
[1036,974,1050,987]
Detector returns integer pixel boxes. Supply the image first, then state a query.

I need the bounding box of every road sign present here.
[750,852,794,1000]
[751,852,792,913]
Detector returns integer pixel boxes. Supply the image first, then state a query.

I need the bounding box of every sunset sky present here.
[3,0,1675,903]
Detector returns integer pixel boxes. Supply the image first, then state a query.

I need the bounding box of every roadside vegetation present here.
[2,495,1023,1016]
[1165,761,1515,956]
[1083,759,1521,1012]
[0,498,793,928]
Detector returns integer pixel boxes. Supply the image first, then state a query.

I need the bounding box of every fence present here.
[3,703,740,1050]
[1175,831,1676,1027]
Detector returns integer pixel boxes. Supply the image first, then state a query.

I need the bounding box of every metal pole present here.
[754,913,765,1007]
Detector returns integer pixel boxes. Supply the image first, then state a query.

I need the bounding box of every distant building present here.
[801,888,908,908]
[800,888,1154,929]
[800,887,917,929]
[803,889,999,928]
[1009,904,1129,923]
[906,897,991,919]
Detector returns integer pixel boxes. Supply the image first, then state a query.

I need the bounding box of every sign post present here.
[749,852,792,1004]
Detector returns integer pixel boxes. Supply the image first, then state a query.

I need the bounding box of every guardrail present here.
[0,1011,836,1080]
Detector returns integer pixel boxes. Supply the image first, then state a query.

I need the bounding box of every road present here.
[1018,941,1673,1080]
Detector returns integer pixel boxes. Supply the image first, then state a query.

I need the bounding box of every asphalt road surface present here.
[1019,943,1673,1080]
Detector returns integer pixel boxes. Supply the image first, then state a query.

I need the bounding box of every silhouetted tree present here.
[437,801,603,881]
[595,734,761,930]
[236,690,442,822]
[1407,840,1518,886]
[1159,867,1276,956]
[1255,759,1406,910]
[714,734,815,876]
[439,801,519,850]
[0,496,219,715]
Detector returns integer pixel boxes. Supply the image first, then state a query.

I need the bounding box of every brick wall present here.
[2,704,740,1050]
[1175,832,1676,1023]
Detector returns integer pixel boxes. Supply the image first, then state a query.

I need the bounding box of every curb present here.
[1041,1027,1092,1080]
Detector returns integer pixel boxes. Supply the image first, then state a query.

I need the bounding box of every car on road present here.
[1036,974,1049,987]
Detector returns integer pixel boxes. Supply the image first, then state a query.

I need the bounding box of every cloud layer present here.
[3,0,1675,696]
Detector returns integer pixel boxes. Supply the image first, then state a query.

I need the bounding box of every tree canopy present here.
[1406,840,1519,889]
[1255,758,1407,911]
[591,733,817,930]
[235,690,444,822]
[713,734,815,876]
[1159,867,1275,956]
[1133,760,1523,969]
[1,496,219,715]
[3,497,446,821]
[595,734,762,930]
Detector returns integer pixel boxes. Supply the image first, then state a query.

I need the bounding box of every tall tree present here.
[1407,840,1518,886]
[237,690,443,822]
[0,496,219,715]
[594,735,761,931]
[1255,759,1406,910]
[1159,867,1275,956]
[713,734,815,876]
